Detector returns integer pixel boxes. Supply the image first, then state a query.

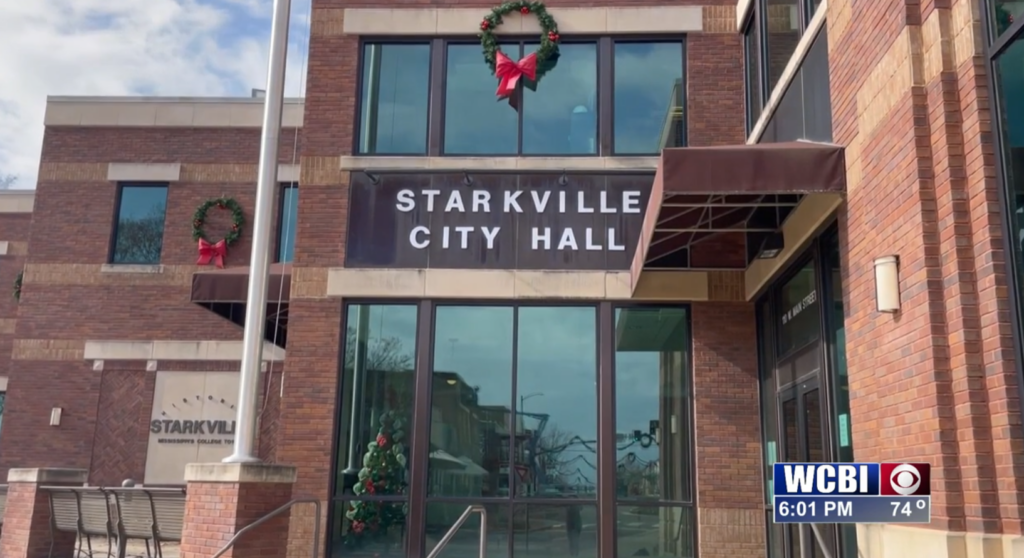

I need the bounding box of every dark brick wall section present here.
[180,480,293,558]
[89,369,156,486]
[687,33,746,147]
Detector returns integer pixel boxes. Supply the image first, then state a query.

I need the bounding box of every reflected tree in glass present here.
[112,186,167,265]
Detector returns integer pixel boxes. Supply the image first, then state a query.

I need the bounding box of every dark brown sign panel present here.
[346,173,653,270]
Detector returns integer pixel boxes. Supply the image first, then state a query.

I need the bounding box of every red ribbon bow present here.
[196,239,227,268]
[494,51,537,99]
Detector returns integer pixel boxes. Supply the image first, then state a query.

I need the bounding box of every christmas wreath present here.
[13,270,22,302]
[191,197,245,268]
[479,1,560,100]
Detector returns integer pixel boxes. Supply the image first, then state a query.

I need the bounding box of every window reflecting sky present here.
[358,43,430,154]
[613,42,684,154]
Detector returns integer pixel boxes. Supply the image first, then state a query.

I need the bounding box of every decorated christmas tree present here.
[344,409,409,549]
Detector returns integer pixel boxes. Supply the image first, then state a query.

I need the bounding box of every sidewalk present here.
[74,537,179,558]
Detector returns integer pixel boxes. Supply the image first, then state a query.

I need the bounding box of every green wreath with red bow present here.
[192,197,245,268]
[479,1,561,100]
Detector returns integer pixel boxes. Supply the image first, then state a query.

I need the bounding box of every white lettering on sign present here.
[396,188,642,252]
[781,290,818,325]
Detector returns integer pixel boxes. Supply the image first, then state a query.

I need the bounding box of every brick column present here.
[180,463,296,558]
[0,468,88,558]
[691,303,765,558]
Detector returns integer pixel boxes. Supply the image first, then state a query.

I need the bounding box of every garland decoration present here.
[13,270,22,302]
[192,197,245,268]
[479,1,560,101]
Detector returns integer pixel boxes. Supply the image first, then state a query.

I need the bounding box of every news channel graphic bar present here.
[773,495,931,524]
[772,462,931,497]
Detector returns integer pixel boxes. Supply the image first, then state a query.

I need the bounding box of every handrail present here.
[426,505,487,558]
[212,497,321,558]
[809,524,834,558]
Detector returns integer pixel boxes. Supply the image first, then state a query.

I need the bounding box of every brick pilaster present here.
[0,468,88,558]
[180,463,296,558]
[691,303,765,558]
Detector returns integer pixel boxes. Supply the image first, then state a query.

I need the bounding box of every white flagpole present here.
[224,0,292,463]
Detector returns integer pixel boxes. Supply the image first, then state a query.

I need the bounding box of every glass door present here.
[777,373,836,558]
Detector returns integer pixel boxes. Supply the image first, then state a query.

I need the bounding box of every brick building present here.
[0,0,1023,557]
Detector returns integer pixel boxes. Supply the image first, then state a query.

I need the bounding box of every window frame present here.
[275,182,299,264]
[742,6,764,135]
[107,182,169,266]
[355,35,688,158]
[982,2,1024,460]
[327,299,697,558]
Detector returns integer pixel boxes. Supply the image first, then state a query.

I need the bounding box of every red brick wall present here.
[830,1,1024,538]
[691,302,765,557]
[1,126,297,482]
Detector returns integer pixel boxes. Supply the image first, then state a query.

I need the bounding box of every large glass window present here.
[445,42,598,155]
[277,183,298,263]
[613,306,694,557]
[110,184,168,265]
[358,38,683,157]
[996,33,1024,304]
[765,0,801,93]
[332,304,418,556]
[332,302,694,558]
[358,43,431,155]
[613,42,685,154]
[425,305,598,558]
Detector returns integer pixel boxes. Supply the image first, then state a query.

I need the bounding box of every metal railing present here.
[212,497,321,558]
[426,505,487,558]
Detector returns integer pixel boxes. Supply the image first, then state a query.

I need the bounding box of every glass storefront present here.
[330,302,694,558]
[756,225,854,558]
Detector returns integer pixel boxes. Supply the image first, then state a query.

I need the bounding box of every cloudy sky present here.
[0,0,312,190]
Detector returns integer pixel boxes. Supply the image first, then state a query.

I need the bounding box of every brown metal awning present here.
[631,141,846,284]
[191,263,292,303]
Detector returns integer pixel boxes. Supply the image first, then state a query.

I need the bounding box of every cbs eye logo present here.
[880,463,931,496]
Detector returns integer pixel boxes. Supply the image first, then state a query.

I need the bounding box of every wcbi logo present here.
[773,463,931,496]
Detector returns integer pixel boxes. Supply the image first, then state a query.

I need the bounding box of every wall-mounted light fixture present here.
[49,407,63,427]
[361,170,380,185]
[756,232,785,260]
[873,255,901,313]
[462,172,474,186]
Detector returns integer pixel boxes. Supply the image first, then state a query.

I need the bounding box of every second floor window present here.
[110,184,168,265]
[356,38,686,157]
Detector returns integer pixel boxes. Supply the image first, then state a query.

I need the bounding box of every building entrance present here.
[777,351,835,558]
[329,302,696,558]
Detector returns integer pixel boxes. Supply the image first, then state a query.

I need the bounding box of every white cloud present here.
[0,0,311,190]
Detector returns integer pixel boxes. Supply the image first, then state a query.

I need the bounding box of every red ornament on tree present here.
[376,434,388,448]
[548,31,559,42]
[481,20,490,29]
[520,6,529,13]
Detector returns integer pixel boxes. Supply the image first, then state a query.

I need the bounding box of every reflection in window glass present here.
[765,0,800,92]
[331,499,408,557]
[777,262,819,356]
[335,304,418,498]
[744,13,763,132]
[996,34,1024,318]
[514,503,597,558]
[428,306,514,497]
[277,185,298,263]
[517,307,597,498]
[993,1,1021,37]
[614,505,694,557]
[445,43,519,155]
[613,42,685,154]
[358,43,430,154]
[522,43,598,154]
[613,307,690,502]
[112,185,168,265]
